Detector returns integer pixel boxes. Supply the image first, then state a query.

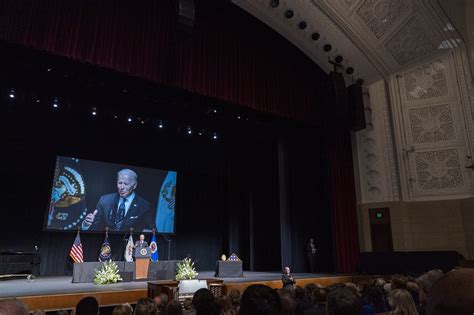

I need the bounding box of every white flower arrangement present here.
[94,260,123,285]
[176,257,199,281]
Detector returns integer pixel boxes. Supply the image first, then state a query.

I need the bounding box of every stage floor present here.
[0,271,338,298]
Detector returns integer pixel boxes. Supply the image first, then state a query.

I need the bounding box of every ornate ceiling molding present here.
[232,0,465,84]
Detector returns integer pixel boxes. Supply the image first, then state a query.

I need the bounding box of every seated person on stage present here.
[82,169,153,232]
[282,266,296,290]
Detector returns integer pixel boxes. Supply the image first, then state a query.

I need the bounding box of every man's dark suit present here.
[91,193,153,232]
[134,240,148,248]
[282,274,296,290]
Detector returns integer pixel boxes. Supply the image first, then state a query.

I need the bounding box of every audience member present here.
[228,288,241,313]
[417,269,443,310]
[304,283,317,302]
[183,298,194,315]
[278,289,297,315]
[426,268,474,315]
[388,289,418,315]
[0,299,29,315]
[327,287,361,315]
[239,284,281,315]
[167,300,184,315]
[31,310,45,315]
[391,275,408,291]
[294,286,311,314]
[112,303,133,315]
[304,287,326,315]
[216,296,235,315]
[134,298,158,315]
[362,285,387,315]
[76,296,99,315]
[192,288,218,315]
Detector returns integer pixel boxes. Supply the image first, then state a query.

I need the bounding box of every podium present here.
[134,246,151,280]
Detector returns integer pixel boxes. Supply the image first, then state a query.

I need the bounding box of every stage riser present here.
[16,276,354,312]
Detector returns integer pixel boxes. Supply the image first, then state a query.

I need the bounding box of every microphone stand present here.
[162,234,172,261]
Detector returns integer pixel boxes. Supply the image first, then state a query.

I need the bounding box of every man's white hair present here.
[118,169,138,183]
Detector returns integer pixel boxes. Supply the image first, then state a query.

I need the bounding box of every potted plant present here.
[94,260,123,285]
[176,257,206,295]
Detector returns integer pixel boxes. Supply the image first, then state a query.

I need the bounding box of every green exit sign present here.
[376,212,383,219]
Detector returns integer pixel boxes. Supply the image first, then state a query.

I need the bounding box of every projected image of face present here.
[117,169,137,198]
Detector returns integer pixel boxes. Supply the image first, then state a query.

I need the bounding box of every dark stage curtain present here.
[0,0,324,124]
[325,129,360,273]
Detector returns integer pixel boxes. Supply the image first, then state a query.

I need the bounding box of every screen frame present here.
[43,155,178,235]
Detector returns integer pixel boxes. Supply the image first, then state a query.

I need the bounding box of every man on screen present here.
[81,169,153,232]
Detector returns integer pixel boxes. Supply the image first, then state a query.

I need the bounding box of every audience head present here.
[0,299,28,315]
[112,303,133,315]
[134,298,158,315]
[364,285,386,312]
[283,267,290,275]
[183,298,193,310]
[76,296,99,315]
[326,287,361,315]
[417,269,444,307]
[228,288,241,310]
[192,288,217,315]
[344,282,359,297]
[166,300,184,315]
[391,274,408,290]
[427,268,474,315]
[304,283,317,301]
[216,296,234,315]
[31,310,45,315]
[278,289,296,315]
[389,289,418,315]
[240,284,281,315]
[311,287,327,305]
[294,286,305,300]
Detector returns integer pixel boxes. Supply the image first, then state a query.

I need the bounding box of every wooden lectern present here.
[134,245,151,280]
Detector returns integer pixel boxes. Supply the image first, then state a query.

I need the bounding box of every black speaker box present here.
[348,83,366,131]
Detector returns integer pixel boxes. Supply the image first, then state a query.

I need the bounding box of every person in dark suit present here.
[135,234,148,248]
[81,169,153,232]
[306,237,317,273]
[282,266,296,290]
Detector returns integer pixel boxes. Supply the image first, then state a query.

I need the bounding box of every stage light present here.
[157,120,164,129]
[213,109,217,113]
[237,115,241,120]
[323,44,332,52]
[212,132,218,140]
[346,67,354,75]
[91,107,97,116]
[270,0,279,8]
[8,89,15,99]
[52,98,59,108]
[335,55,343,63]
[285,10,293,18]
[47,68,52,72]
[299,21,307,30]
[186,126,192,135]
[36,99,40,103]
[127,116,133,123]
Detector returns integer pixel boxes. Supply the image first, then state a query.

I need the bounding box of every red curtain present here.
[325,128,360,273]
[0,0,325,124]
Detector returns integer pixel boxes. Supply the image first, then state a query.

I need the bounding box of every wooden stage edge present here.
[19,275,355,312]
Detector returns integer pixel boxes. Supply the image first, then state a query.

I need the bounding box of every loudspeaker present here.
[177,0,195,34]
[329,71,348,120]
[348,83,366,131]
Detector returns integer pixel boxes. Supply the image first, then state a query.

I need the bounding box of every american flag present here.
[69,233,84,263]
